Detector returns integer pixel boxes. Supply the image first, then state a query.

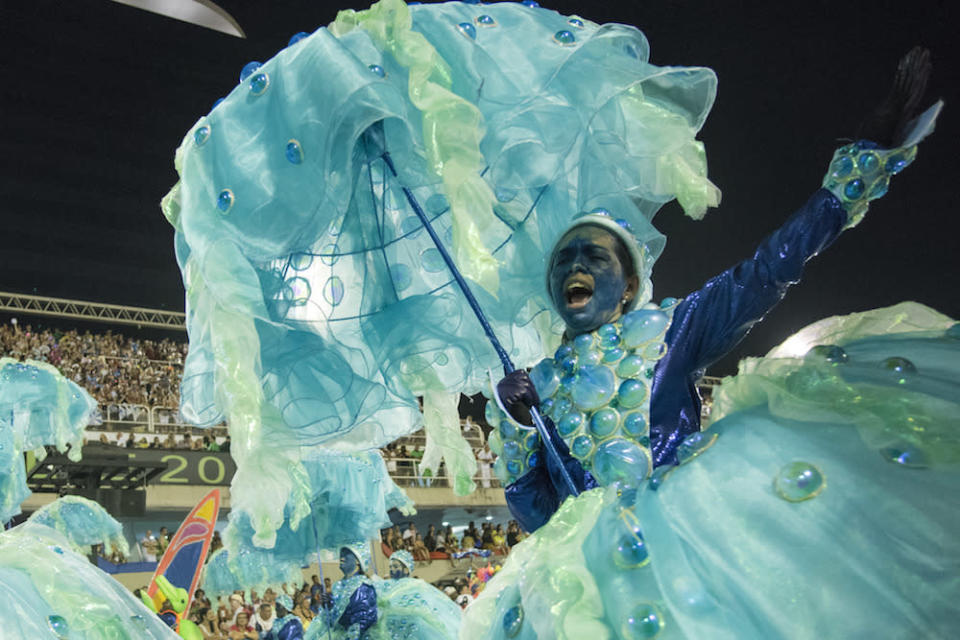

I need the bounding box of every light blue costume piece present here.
[205,451,412,598]
[0,358,97,523]
[465,303,960,639]
[27,495,129,557]
[0,497,178,639]
[163,0,721,544]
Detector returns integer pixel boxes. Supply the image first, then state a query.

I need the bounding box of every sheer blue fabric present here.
[164,0,719,544]
[464,308,960,639]
[0,358,96,523]
[0,498,177,638]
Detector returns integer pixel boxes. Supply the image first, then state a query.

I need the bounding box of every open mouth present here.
[564,274,594,310]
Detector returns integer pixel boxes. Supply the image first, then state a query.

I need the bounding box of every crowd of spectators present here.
[89,430,231,452]
[381,520,524,562]
[132,578,334,639]
[0,321,187,408]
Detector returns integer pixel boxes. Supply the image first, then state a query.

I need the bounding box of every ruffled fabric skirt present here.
[462,305,960,639]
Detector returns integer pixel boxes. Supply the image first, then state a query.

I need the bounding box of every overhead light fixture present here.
[484,515,493,521]
[108,0,245,38]
[441,521,450,526]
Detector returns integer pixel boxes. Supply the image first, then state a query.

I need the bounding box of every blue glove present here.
[496,370,540,424]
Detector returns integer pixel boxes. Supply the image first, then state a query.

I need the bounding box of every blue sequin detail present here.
[568,18,585,28]
[503,605,524,637]
[881,356,917,383]
[458,22,477,39]
[476,14,496,26]
[844,179,865,200]
[194,125,210,146]
[368,64,386,77]
[804,344,848,365]
[217,189,234,213]
[249,72,270,95]
[622,603,665,639]
[886,154,908,174]
[285,139,304,164]
[522,0,540,7]
[774,461,825,502]
[554,30,576,45]
[239,61,262,82]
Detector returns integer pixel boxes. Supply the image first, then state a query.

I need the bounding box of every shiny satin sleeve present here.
[337,582,378,633]
[276,618,304,640]
[650,188,847,466]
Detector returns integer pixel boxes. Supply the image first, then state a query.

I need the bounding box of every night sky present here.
[1,0,957,374]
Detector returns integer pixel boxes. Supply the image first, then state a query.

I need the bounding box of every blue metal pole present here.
[374,135,579,498]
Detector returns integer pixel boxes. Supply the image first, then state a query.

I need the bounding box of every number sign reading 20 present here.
[130,450,236,486]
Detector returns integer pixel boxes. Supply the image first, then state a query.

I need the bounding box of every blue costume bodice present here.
[269,614,303,640]
[326,575,378,638]
[492,187,853,532]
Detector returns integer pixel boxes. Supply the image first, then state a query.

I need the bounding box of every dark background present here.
[1,0,957,374]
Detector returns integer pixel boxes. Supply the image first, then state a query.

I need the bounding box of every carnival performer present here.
[305,544,462,639]
[265,594,304,640]
[469,48,959,640]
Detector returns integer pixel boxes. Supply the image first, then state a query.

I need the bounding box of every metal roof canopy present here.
[0,291,185,331]
[26,446,168,493]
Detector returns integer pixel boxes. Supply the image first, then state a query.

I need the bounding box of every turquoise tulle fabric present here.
[204,450,412,596]
[27,495,129,557]
[462,303,960,639]
[0,498,178,638]
[305,575,462,640]
[0,358,97,523]
[164,0,719,545]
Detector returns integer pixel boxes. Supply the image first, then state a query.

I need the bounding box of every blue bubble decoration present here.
[239,61,262,82]
[476,14,497,27]
[774,461,826,502]
[618,379,648,409]
[288,32,309,46]
[553,30,576,45]
[568,18,585,28]
[457,22,477,40]
[622,310,670,347]
[613,527,649,568]
[194,125,210,147]
[249,72,270,96]
[368,64,386,78]
[285,139,304,164]
[503,605,524,637]
[676,431,718,464]
[557,411,584,437]
[882,356,917,384]
[804,344,849,365]
[880,443,929,469]
[571,435,595,459]
[48,615,70,639]
[216,189,234,213]
[589,408,619,438]
[569,365,617,411]
[622,603,665,639]
[592,438,650,487]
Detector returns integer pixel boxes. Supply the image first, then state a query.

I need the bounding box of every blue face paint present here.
[549,226,632,335]
[389,560,409,579]
[339,548,359,577]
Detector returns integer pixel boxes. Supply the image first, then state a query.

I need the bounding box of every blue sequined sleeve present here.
[337,583,378,633]
[276,618,304,640]
[650,188,848,466]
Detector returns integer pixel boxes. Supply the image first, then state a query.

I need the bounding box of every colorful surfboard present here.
[146,488,220,615]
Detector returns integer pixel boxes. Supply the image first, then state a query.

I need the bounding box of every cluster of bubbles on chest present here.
[488,301,677,486]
